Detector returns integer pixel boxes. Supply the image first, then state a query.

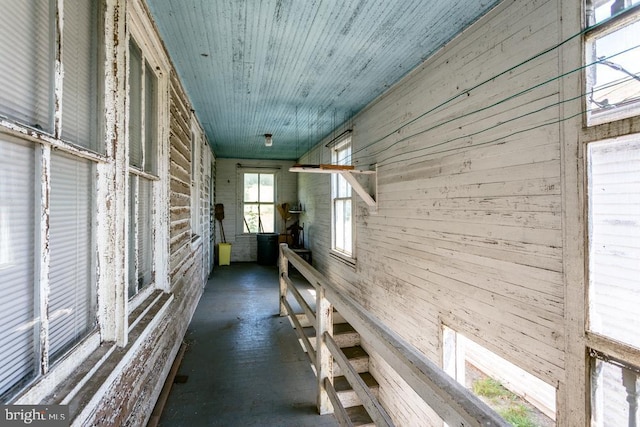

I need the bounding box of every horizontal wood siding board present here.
[296,0,567,423]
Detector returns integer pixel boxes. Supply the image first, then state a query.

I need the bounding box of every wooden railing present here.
[279,243,509,427]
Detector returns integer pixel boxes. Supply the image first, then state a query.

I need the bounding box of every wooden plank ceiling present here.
[146,0,501,160]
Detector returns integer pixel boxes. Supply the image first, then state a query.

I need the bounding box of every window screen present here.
[0,0,54,132]
[49,152,96,361]
[0,137,37,401]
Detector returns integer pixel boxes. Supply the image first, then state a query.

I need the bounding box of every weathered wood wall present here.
[75,68,211,425]
[215,158,297,262]
[297,0,577,424]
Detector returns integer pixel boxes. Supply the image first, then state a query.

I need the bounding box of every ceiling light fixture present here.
[264,133,273,147]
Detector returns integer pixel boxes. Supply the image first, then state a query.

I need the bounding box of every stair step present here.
[300,323,361,351]
[333,372,379,408]
[334,346,370,376]
[333,310,348,324]
[345,405,375,427]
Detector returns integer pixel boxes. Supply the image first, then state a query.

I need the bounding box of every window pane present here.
[260,203,275,233]
[344,200,352,254]
[0,0,53,132]
[144,62,157,173]
[128,175,154,299]
[331,138,354,256]
[337,174,350,198]
[137,177,153,290]
[0,137,37,401]
[61,0,100,150]
[591,358,639,427]
[259,174,274,203]
[336,144,351,164]
[586,19,640,125]
[243,204,259,233]
[128,175,137,298]
[590,0,640,25]
[244,174,258,202]
[335,199,345,252]
[49,152,95,361]
[588,137,640,349]
[129,40,143,168]
[333,199,354,255]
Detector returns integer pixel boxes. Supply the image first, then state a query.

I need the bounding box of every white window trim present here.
[0,0,107,402]
[191,117,203,244]
[237,168,278,235]
[126,0,171,306]
[582,1,640,415]
[330,137,356,261]
[583,3,640,126]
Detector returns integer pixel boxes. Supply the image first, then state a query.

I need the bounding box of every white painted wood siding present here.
[298,0,569,423]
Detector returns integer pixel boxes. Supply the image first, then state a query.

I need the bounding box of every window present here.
[587,134,640,425]
[0,0,102,151]
[0,1,53,132]
[49,152,96,362]
[442,326,557,424]
[590,350,640,427]
[242,173,275,233]
[0,0,101,402]
[584,1,640,126]
[191,127,201,240]
[331,137,353,256]
[0,138,37,402]
[588,136,640,349]
[128,38,158,299]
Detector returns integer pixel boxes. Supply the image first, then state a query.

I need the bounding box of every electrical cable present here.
[339,5,640,164]
[376,79,634,169]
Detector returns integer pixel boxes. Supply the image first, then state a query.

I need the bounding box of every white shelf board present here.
[289,165,377,209]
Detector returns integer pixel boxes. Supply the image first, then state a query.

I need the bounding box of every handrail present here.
[281,273,316,326]
[280,295,316,365]
[279,243,510,427]
[325,332,394,426]
[324,377,354,427]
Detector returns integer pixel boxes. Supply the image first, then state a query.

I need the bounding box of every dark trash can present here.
[257,233,279,265]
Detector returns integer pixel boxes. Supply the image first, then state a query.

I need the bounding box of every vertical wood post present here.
[279,244,288,317]
[316,285,333,415]
[622,367,639,427]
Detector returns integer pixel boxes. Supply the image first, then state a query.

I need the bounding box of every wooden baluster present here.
[590,359,604,427]
[316,285,334,415]
[622,366,639,427]
[279,244,288,317]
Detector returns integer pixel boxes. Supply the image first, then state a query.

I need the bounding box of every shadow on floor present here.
[159,263,338,427]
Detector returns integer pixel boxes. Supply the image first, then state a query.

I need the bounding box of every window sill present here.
[330,250,357,269]
[15,290,174,423]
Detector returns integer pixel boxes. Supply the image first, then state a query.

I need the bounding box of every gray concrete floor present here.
[159,263,338,427]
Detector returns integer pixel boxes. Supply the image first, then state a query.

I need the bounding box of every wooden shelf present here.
[289,164,375,175]
[289,164,377,209]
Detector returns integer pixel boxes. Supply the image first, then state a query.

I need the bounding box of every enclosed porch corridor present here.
[158,263,338,427]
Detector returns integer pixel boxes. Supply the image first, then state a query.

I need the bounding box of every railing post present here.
[279,244,288,317]
[316,285,334,415]
[622,366,639,427]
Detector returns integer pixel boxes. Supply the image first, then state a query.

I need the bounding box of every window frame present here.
[0,0,173,405]
[0,0,106,402]
[126,5,171,308]
[330,137,355,261]
[583,2,640,126]
[239,170,277,234]
[191,119,202,243]
[583,3,640,419]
